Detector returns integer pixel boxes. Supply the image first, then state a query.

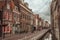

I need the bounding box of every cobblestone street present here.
[19,29,49,40]
[2,29,49,40]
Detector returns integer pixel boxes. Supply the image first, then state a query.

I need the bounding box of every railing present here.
[38,29,51,40]
[17,29,52,40]
[31,28,51,40]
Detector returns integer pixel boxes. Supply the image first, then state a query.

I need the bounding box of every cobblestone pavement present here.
[2,29,49,40]
[3,33,32,40]
[19,29,49,40]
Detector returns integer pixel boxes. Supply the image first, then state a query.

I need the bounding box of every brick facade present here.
[51,0,60,40]
[19,3,32,33]
[0,0,50,38]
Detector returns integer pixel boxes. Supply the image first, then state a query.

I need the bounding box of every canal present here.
[39,33,52,40]
[44,34,52,40]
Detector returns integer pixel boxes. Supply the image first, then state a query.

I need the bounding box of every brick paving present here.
[2,29,49,40]
[19,29,49,40]
[2,31,36,40]
[3,33,31,40]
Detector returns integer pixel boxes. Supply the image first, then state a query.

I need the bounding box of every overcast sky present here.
[24,0,52,23]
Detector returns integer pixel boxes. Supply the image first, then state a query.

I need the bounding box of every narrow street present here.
[3,29,50,40]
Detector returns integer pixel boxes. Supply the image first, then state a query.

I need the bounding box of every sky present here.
[24,0,52,23]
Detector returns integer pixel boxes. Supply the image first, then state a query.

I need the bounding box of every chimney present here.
[24,2,29,7]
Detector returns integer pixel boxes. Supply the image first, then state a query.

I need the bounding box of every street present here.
[3,29,49,40]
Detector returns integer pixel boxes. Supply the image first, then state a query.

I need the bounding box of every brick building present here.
[31,14,37,31]
[51,0,60,40]
[0,0,21,37]
[0,0,33,35]
[12,1,20,34]
[33,14,39,30]
[19,0,33,33]
[0,0,5,37]
[1,0,14,36]
[43,21,49,29]
[38,18,44,30]
[0,0,47,38]
[32,14,43,30]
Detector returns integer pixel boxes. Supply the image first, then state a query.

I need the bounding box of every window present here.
[3,11,8,20]
[20,14,22,19]
[7,4,10,9]
[15,6,18,11]
[20,22,22,28]
[8,12,12,21]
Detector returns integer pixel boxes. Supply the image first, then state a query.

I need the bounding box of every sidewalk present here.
[3,31,38,40]
[19,29,49,40]
[3,33,32,40]
[3,29,49,40]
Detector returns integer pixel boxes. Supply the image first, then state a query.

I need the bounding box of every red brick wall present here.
[3,10,13,33]
[3,10,9,20]
[2,26,12,33]
[0,1,5,9]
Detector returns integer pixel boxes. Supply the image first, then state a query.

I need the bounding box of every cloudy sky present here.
[24,0,52,23]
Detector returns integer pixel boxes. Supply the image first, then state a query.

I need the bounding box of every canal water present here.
[44,33,52,40]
